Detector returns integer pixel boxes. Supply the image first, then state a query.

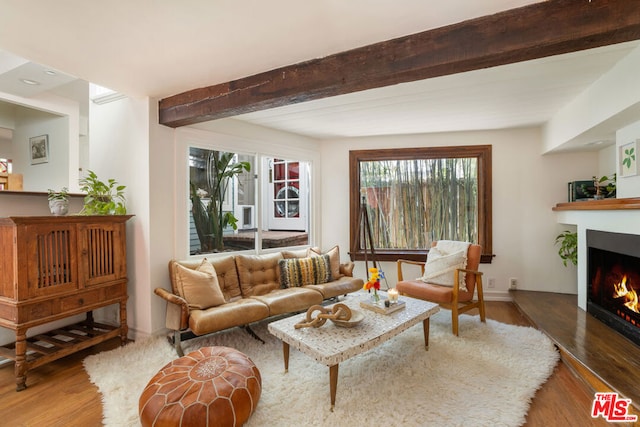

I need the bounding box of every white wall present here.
[12,107,69,191]
[320,127,599,299]
[616,119,640,198]
[89,96,151,339]
[543,43,640,152]
[0,91,80,192]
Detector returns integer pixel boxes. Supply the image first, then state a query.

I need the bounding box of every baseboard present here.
[483,291,512,301]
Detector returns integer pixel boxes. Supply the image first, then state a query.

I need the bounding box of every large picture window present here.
[188,147,310,255]
[349,145,492,262]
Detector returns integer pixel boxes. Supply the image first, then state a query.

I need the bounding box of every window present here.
[188,147,310,255]
[349,145,492,263]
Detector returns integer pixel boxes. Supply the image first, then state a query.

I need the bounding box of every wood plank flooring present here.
[0,299,629,426]
[511,290,640,426]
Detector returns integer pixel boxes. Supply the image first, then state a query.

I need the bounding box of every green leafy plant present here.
[623,146,635,169]
[190,151,250,253]
[47,187,69,201]
[78,170,127,215]
[555,230,577,267]
[584,174,616,199]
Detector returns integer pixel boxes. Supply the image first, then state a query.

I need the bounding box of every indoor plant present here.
[47,187,69,216]
[555,230,578,266]
[79,170,127,215]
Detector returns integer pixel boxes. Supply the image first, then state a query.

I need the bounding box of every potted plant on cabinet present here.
[78,170,127,215]
[47,187,69,216]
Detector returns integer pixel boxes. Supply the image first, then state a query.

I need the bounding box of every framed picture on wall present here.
[619,140,637,177]
[29,134,49,165]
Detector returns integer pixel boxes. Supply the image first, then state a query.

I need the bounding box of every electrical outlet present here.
[509,277,518,290]
[488,278,495,288]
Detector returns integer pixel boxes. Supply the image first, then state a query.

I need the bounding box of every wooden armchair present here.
[396,242,485,335]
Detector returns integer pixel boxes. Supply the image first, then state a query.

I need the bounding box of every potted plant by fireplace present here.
[47,187,69,216]
[78,170,127,215]
[555,230,577,266]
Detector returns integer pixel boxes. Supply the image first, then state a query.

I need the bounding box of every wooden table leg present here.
[329,364,339,411]
[119,299,128,346]
[15,329,27,391]
[423,318,430,350]
[282,342,290,373]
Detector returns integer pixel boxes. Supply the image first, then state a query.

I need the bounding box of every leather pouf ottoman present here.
[139,346,261,427]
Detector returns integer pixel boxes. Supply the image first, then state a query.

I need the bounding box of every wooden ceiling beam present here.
[159,0,640,128]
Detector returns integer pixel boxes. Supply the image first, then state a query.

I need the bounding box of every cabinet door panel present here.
[24,224,78,299]
[77,222,127,286]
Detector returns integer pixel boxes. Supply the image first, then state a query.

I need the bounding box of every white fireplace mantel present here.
[554,198,640,310]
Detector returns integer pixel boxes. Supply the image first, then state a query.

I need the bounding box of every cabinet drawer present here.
[59,290,103,312]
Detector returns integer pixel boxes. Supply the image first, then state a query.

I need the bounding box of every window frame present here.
[349,145,493,263]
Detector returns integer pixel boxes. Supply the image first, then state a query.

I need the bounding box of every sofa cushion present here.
[209,256,243,301]
[279,255,331,288]
[305,276,365,299]
[235,252,283,297]
[308,245,343,279]
[250,288,323,316]
[174,259,226,310]
[188,298,270,335]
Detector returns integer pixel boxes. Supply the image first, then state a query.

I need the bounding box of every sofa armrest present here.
[339,261,355,277]
[154,287,189,331]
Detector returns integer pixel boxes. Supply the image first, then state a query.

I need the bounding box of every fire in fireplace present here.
[587,229,640,346]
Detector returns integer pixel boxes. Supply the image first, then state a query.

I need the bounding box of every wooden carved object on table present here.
[294,304,352,329]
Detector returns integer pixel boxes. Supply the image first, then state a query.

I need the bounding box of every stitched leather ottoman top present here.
[139,346,261,427]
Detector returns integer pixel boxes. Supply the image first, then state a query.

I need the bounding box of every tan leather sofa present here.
[154,247,363,355]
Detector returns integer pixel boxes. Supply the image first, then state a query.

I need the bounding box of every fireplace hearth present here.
[587,229,640,346]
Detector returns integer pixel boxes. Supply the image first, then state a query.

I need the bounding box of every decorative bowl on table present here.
[330,309,364,328]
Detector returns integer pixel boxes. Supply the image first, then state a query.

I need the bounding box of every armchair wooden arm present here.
[396,259,425,281]
[154,287,189,331]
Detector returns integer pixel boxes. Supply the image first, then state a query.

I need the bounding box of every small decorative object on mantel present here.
[47,187,69,216]
[360,298,406,315]
[294,304,363,329]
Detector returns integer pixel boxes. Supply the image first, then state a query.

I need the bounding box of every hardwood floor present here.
[0,301,625,426]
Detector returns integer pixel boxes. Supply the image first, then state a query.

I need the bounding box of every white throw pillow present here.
[419,246,467,290]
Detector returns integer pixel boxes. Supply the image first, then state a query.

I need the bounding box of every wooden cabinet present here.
[0,215,132,391]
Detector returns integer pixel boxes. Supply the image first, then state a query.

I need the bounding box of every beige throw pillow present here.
[308,245,342,279]
[174,259,226,310]
[419,247,467,290]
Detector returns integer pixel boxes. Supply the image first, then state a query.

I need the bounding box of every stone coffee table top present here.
[268,291,440,366]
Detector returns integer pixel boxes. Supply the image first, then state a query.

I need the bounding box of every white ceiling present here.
[0,0,637,144]
[233,43,639,139]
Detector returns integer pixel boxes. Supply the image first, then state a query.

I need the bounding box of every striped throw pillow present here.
[279,255,332,288]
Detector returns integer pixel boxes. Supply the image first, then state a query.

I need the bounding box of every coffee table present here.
[267,292,440,409]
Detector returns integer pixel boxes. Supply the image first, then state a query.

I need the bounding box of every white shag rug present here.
[84,311,559,427]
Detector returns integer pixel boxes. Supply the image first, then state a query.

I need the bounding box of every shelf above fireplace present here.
[553,197,640,211]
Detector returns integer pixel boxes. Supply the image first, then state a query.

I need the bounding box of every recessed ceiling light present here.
[43,70,57,76]
[20,78,40,85]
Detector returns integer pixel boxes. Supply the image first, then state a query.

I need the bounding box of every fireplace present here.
[587,229,640,346]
